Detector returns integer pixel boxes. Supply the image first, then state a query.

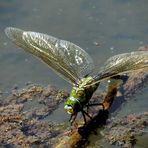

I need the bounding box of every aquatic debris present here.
[0,104,23,114]
[138,45,148,51]
[102,112,148,148]
[93,41,101,47]
[39,85,69,110]
[0,57,147,147]
[123,69,148,99]
[0,84,68,147]
[8,85,44,103]
[0,119,62,147]
[0,115,22,125]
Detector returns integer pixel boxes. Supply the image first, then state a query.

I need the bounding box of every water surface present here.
[0,0,148,147]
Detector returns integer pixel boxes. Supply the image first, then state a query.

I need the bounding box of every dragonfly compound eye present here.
[64,96,81,114]
[64,105,74,114]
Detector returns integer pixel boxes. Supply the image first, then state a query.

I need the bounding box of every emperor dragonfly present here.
[5,27,148,125]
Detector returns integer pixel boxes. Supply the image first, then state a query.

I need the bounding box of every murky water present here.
[0,0,148,147]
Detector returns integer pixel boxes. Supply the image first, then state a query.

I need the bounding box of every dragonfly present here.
[5,27,148,125]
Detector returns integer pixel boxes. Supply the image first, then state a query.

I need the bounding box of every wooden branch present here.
[55,69,148,148]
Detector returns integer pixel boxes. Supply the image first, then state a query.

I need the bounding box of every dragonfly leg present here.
[83,110,93,119]
[69,113,77,126]
[86,103,104,110]
[81,109,93,124]
[86,102,90,112]
[81,110,87,124]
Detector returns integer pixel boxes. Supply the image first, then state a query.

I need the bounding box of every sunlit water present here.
[0,0,148,147]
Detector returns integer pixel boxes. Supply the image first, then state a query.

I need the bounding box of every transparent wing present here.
[5,27,94,85]
[85,51,148,87]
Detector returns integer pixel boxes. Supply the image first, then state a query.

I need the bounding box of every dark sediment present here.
[102,112,148,148]
[0,84,69,147]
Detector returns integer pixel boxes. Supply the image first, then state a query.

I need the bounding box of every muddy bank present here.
[0,85,69,147]
[102,112,148,148]
[0,68,148,147]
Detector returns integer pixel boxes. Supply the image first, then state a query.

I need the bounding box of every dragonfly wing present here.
[5,27,94,85]
[86,51,148,87]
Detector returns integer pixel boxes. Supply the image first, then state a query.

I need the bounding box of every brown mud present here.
[0,48,148,148]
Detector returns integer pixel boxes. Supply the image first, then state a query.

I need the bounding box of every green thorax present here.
[64,76,99,114]
[71,76,99,104]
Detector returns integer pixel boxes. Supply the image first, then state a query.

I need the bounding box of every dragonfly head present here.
[64,96,82,115]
